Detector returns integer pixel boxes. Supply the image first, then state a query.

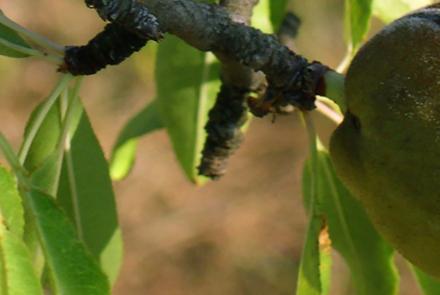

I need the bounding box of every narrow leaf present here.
[0,166,24,238]
[155,35,220,183]
[110,100,163,181]
[0,23,31,58]
[344,0,373,50]
[295,215,332,295]
[372,0,433,24]
[303,146,398,295]
[413,266,440,295]
[57,105,123,284]
[23,189,110,295]
[0,221,42,295]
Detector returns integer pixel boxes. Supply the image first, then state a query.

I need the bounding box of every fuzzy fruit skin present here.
[330,6,440,278]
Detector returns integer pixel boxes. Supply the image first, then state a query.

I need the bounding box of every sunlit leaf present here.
[0,166,24,238]
[372,0,433,24]
[23,188,110,295]
[57,103,122,284]
[0,220,42,295]
[110,100,163,181]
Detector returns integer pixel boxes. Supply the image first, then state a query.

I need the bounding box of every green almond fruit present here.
[330,4,440,278]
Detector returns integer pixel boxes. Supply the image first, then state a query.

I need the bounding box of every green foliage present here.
[0,22,30,58]
[303,145,398,295]
[344,0,373,50]
[57,104,122,284]
[110,100,163,180]
[414,267,440,295]
[0,1,439,295]
[23,188,110,295]
[0,167,24,238]
[155,36,220,183]
[373,0,433,23]
[0,214,42,295]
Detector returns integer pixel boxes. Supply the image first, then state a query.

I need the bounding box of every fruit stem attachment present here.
[323,71,346,113]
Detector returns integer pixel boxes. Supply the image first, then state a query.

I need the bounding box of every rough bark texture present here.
[198,0,262,179]
[84,0,330,110]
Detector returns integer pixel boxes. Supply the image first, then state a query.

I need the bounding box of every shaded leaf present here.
[413,266,440,295]
[0,22,31,58]
[344,0,373,50]
[0,166,24,238]
[155,35,220,183]
[303,145,398,295]
[0,221,42,295]
[57,104,122,284]
[110,100,163,181]
[269,0,290,31]
[295,215,332,295]
[23,188,109,295]
[372,0,433,24]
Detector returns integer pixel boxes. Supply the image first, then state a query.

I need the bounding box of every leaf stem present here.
[301,111,319,214]
[18,74,73,164]
[0,133,29,187]
[0,38,62,63]
[0,11,64,55]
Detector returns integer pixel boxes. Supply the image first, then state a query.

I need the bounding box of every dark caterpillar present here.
[198,83,249,179]
[62,23,150,75]
[62,0,162,75]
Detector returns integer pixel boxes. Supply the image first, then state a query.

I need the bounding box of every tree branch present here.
[86,0,331,111]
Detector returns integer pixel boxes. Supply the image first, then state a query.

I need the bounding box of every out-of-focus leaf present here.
[110,100,163,181]
[344,0,373,50]
[0,221,42,295]
[155,35,220,183]
[413,266,440,295]
[0,166,24,238]
[57,104,122,284]
[303,145,398,295]
[252,0,275,32]
[373,0,433,24]
[269,0,289,31]
[0,21,31,58]
[23,189,109,295]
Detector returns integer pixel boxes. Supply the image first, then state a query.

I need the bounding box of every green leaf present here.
[155,35,220,183]
[110,100,163,181]
[295,215,332,295]
[0,23,31,58]
[269,0,289,32]
[0,221,42,295]
[252,0,275,32]
[0,166,24,238]
[23,189,110,295]
[22,102,62,175]
[57,105,122,284]
[303,145,398,295]
[372,0,433,24]
[413,266,440,295]
[344,0,373,50]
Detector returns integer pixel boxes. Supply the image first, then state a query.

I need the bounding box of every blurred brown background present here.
[0,0,422,294]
